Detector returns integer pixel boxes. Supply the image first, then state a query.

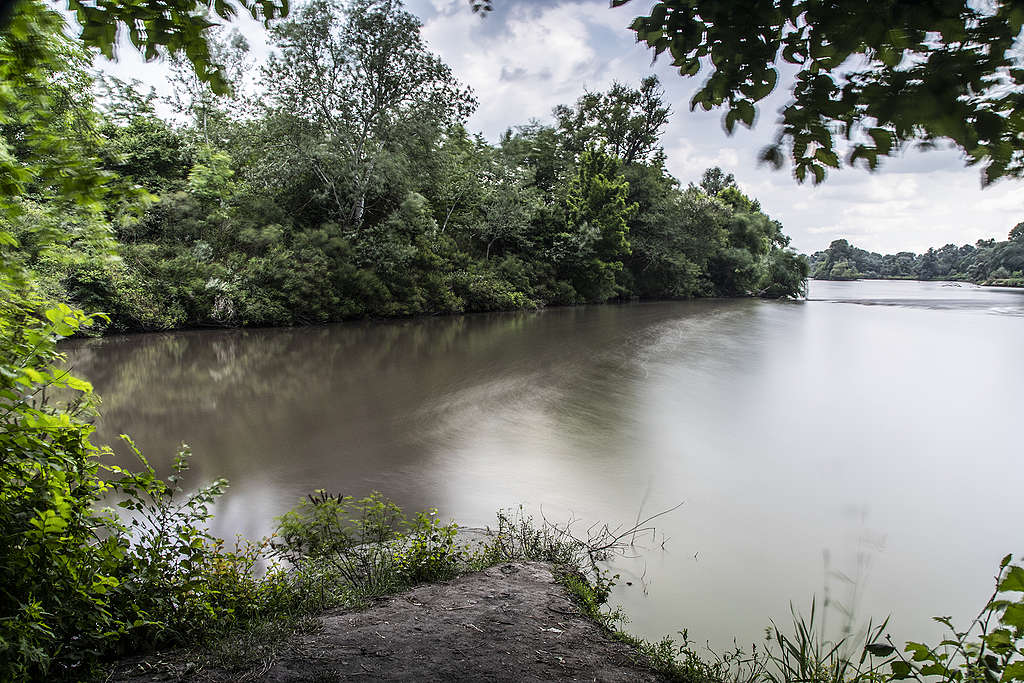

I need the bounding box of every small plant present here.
[112,438,277,649]
[393,509,463,583]
[275,491,407,593]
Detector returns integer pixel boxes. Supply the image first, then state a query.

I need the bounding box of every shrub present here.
[0,268,290,679]
[274,492,468,593]
[454,269,531,312]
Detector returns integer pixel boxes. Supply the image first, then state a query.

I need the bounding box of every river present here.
[66,279,1024,651]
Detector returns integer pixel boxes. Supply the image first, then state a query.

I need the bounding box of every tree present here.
[625,170,725,298]
[556,146,637,302]
[475,162,541,260]
[698,167,736,196]
[0,0,285,676]
[554,76,670,166]
[1,0,286,94]
[167,28,251,144]
[759,248,809,298]
[1,2,112,214]
[1010,222,1024,243]
[428,127,488,236]
[264,0,475,228]
[829,258,860,280]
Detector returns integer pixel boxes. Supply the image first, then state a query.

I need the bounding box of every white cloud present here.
[419,0,653,137]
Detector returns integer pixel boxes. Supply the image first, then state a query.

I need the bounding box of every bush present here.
[275,492,467,593]
[0,267,293,679]
[454,269,531,312]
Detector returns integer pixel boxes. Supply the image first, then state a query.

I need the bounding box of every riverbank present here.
[109,562,671,682]
[65,290,797,340]
[810,275,1024,289]
[810,276,1024,286]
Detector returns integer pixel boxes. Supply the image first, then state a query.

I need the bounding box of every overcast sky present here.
[97,0,1024,255]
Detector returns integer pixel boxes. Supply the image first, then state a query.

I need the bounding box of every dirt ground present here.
[111,561,668,682]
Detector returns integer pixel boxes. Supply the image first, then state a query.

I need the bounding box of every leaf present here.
[815,148,840,168]
[1001,602,1024,630]
[921,663,950,676]
[891,661,914,679]
[868,127,894,155]
[865,643,896,657]
[1003,661,1024,681]
[985,628,1013,650]
[906,642,933,662]
[1001,566,1024,593]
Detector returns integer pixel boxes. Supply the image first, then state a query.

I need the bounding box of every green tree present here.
[759,248,809,298]
[263,0,475,228]
[626,170,725,298]
[167,28,252,145]
[556,147,637,302]
[829,258,860,280]
[554,76,670,166]
[0,2,283,677]
[698,166,736,196]
[475,162,542,260]
[1,2,113,215]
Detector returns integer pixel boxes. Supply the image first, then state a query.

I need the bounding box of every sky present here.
[96,0,1024,255]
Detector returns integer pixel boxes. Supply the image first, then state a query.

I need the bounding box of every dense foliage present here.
[8,0,806,334]
[0,267,295,678]
[616,0,1024,185]
[809,229,1024,286]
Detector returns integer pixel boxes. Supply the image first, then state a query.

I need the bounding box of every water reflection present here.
[65,281,1024,649]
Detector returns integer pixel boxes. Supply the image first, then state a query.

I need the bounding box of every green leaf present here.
[906,642,933,662]
[891,661,914,679]
[1001,602,1024,630]
[1003,661,1024,681]
[1001,566,1024,593]
[815,148,840,168]
[865,643,895,657]
[921,663,950,677]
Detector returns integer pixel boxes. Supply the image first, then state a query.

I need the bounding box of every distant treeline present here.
[808,228,1024,286]
[8,0,807,334]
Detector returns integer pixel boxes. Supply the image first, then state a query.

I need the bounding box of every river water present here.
[66,279,1024,650]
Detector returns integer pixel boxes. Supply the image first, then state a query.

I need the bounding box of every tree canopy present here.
[477,0,1024,185]
[0,0,287,93]
[621,0,1024,185]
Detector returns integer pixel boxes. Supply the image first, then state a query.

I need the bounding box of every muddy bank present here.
[112,561,668,682]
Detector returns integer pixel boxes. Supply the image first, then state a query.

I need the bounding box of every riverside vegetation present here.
[7,0,809,334]
[2,0,1023,680]
[809,232,1024,286]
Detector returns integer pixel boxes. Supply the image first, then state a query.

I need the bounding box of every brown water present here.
[66,279,1024,649]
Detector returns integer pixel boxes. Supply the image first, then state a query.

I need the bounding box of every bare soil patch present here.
[112,561,667,682]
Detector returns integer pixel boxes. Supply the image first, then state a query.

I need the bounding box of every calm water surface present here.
[66,279,1024,649]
